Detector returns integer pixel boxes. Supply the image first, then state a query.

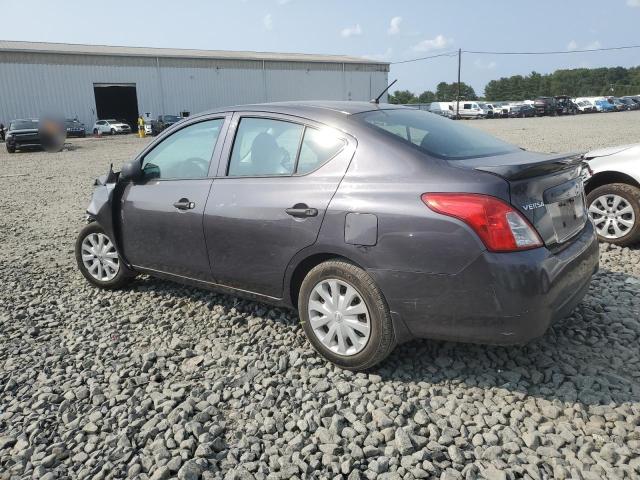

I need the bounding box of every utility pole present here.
[456,48,462,119]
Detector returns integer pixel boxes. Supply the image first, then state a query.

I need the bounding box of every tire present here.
[93,129,98,135]
[586,183,640,246]
[110,129,116,136]
[75,223,136,289]
[298,260,396,370]
[6,144,15,153]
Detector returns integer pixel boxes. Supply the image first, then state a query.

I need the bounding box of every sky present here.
[1,0,639,96]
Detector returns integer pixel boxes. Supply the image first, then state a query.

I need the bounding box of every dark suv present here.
[5,119,40,153]
[534,97,557,116]
[151,115,183,136]
[555,96,578,115]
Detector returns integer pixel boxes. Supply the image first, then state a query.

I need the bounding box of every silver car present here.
[584,143,640,245]
[92,119,132,135]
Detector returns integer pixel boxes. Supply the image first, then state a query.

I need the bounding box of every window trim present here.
[133,114,230,183]
[221,112,348,179]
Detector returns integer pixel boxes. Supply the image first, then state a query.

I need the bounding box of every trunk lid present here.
[453,150,587,247]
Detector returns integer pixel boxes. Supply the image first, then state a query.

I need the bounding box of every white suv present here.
[92,119,132,135]
[583,144,640,245]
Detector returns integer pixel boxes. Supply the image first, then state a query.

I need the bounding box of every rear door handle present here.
[173,198,195,210]
[285,204,318,218]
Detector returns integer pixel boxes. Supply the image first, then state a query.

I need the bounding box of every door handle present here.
[173,198,195,210]
[285,204,318,218]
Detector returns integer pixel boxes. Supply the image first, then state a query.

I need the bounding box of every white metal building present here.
[0,40,389,130]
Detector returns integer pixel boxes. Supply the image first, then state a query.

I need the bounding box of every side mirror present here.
[119,159,143,182]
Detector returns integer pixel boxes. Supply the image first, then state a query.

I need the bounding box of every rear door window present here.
[228,118,304,176]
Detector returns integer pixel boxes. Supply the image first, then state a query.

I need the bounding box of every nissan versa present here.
[75,101,599,370]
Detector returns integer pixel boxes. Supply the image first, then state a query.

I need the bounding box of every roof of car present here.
[197,101,407,119]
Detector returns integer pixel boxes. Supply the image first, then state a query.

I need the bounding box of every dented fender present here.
[86,171,131,267]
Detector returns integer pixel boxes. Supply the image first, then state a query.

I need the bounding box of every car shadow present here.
[376,267,640,407]
[126,267,639,407]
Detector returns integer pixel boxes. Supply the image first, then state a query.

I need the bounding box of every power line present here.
[465,45,640,55]
[390,51,457,65]
[390,44,640,64]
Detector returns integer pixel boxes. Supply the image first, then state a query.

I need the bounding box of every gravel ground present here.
[468,110,640,154]
[1,113,640,480]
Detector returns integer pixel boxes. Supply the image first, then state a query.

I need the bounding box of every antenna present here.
[371,79,397,104]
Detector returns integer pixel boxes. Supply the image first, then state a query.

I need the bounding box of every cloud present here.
[341,24,362,38]
[474,58,497,70]
[363,48,393,61]
[388,16,402,35]
[627,0,640,6]
[263,13,273,30]
[412,34,452,52]
[567,39,602,51]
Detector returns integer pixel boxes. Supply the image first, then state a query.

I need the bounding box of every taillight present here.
[421,193,543,252]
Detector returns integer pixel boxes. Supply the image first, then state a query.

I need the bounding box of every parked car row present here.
[423,94,640,119]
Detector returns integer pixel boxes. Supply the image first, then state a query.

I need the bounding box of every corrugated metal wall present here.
[0,51,389,130]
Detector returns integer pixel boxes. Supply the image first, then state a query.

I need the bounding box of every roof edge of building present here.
[0,40,390,66]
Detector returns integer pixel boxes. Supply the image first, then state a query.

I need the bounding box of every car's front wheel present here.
[110,128,116,135]
[587,183,640,246]
[6,144,15,153]
[75,223,136,289]
[298,260,396,370]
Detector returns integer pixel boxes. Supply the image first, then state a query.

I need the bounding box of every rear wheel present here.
[298,260,396,370]
[587,183,640,246]
[93,128,98,135]
[75,223,136,289]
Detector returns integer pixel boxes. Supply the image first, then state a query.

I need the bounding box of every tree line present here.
[389,65,640,103]
[388,82,477,104]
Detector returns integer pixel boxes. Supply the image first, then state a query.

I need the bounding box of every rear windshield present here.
[356,109,519,160]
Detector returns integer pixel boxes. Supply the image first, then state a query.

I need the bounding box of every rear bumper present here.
[370,221,599,345]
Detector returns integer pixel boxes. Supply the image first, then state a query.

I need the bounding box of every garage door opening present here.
[93,84,139,131]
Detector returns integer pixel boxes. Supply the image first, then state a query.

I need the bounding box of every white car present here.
[583,143,640,245]
[92,119,132,135]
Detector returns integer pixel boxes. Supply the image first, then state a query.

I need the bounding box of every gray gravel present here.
[1,115,640,480]
[468,110,640,154]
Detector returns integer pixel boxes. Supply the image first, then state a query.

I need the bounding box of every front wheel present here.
[587,183,640,246]
[6,144,15,153]
[110,129,116,135]
[298,260,396,370]
[75,223,136,289]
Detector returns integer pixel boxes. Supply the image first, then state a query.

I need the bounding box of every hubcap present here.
[308,278,371,356]
[81,233,120,281]
[588,194,635,239]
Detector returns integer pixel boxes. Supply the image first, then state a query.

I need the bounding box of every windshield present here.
[65,119,81,126]
[163,115,182,122]
[357,109,519,160]
[10,120,39,130]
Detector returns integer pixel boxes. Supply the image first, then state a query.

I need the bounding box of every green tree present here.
[417,90,436,103]
[388,90,417,104]
[482,66,640,100]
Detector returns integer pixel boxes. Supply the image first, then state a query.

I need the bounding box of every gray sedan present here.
[75,101,599,370]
